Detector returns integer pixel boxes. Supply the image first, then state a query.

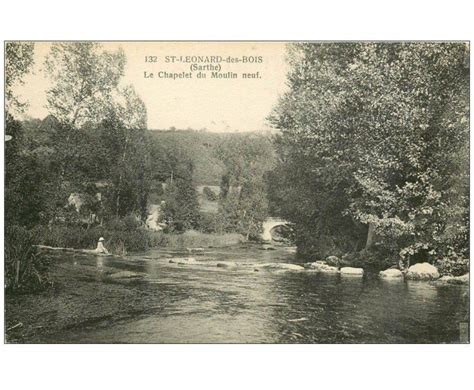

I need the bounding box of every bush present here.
[5,225,51,293]
[436,256,469,277]
[198,212,219,233]
[105,214,142,231]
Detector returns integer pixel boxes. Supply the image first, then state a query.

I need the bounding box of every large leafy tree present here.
[42,43,153,224]
[270,42,469,266]
[43,43,126,197]
[99,86,151,220]
[44,42,125,128]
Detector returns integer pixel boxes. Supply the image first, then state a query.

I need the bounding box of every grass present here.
[32,225,152,255]
[148,230,245,248]
[32,225,246,255]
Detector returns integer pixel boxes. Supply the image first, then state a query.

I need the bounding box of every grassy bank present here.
[151,230,245,248]
[33,225,246,255]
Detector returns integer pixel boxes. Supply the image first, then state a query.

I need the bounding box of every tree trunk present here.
[115,135,129,217]
[116,190,121,217]
[365,222,375,250]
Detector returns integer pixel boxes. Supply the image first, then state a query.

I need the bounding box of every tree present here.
[5,114,51,227]
[158,151,200,232]
[215,134,274,239]
[270,43,469,267]
[106,86,149,219]
[42,43,151,224]
[43,42,126,199]
[44,42,125,128]
[5,42,35,114]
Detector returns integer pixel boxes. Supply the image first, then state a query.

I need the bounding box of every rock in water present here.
[340,267,364,276]
[257,263,305,271]
[216,262,238,268]
[307,261,339,273]
[379,268,403,278]
[405,262,440,280]
[169,257,198,265]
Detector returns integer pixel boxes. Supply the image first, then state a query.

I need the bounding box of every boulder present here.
[340,267,364,276]
[307,261,339,273]
[434,273,469,285]
[405,262,440,280]
[216,261,238,268]
[257,263,305,271]
[379,268,403,279]
[169,257,198,265]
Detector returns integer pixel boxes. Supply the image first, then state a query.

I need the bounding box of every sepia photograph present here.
[3,40,470,344]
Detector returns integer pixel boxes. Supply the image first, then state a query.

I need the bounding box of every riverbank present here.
[33,225,246,254]
[5,254,154,343]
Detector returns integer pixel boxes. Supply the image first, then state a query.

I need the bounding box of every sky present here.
[13,42,290,132]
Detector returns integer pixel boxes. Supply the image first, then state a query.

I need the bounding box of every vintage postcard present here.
[4,41,470,343]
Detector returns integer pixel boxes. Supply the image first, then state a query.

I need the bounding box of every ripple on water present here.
[40,245,469,343]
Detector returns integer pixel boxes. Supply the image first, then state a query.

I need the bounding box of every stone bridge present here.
[261,217,291,241]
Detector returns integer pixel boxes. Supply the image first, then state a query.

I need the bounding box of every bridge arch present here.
[261,217,291,241]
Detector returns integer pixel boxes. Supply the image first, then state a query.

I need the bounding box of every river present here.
[6,244,469,343]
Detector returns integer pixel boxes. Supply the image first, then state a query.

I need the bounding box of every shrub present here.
[436,256,469,277]
[198,212,219,233]
[105,214,141,231]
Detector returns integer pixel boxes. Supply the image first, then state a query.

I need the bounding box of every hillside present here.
[148,129,274,186]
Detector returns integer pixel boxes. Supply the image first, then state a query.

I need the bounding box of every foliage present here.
[215,134,275,239]
[31,43,152,225]
[436,254,469,277]
[5,226,51,293]
[5,42,35,113]
[97,90,150,220]
[5,115,53,227]
[161,175,201,233]
[269,43,469,267]
[44,42,125,127]
[148,129,226,185]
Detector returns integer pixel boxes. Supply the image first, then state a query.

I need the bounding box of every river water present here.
[40,244,469,343]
